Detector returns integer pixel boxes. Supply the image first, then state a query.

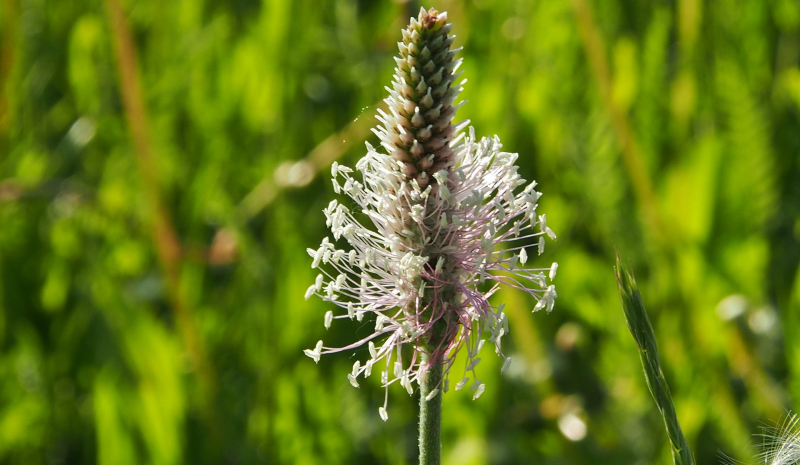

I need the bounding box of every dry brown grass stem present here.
[105,0,214,397]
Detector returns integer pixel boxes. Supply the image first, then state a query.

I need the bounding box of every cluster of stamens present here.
[304,8,558,422]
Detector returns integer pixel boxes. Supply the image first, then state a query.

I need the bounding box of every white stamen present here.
[501,357,512,374]
[472,383,485,400]
[549,262,558,281]
[425,389,440,401]
[455,377,469,391]
[304,285,316,300]
[369,341,377,358]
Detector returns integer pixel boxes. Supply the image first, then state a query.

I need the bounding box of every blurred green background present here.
[1,0,799,463]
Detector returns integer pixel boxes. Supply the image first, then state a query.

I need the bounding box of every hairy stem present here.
[418,352,443,465]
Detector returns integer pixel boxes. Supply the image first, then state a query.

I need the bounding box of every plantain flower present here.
[304,7,557,421]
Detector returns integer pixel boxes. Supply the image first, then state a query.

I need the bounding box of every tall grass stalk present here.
[615,253,695,465]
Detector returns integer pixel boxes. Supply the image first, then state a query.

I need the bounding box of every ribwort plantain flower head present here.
[304,7,557,421]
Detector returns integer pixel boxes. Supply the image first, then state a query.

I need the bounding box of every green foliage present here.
[0,0,798,464]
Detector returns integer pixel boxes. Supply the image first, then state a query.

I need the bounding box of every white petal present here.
[324,310,333,329]
[379,407,388,422]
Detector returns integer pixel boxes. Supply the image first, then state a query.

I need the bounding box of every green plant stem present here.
[418,352,443,465]
[615,253,694,465]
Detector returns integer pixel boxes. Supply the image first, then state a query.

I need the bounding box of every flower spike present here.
[305,7,557,419]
